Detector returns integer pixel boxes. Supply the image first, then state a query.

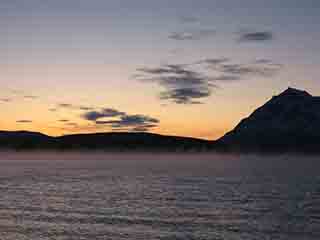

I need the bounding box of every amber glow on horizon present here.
[1,61,320,140]
[1,1,320,139]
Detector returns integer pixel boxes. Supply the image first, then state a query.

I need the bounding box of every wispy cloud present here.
[0,91,39,103]
[197,58,230,65]
[137,64,216,104]
[202,58,283,80]
[16,120,33,123]
[0,98,11,103]
[57,103,95,111]
[23,95,39,100]
[82,108,159,132]
[65,122,78,127]
[169,29,216,41]
[83,108,125,121]
[135,58,283,104]
[79,106,95,111]
[238,31,273,42]
[58,103,74,108]
[131,124,159,132]
[58,119,70,122]
[96,114,159,129]
[160,88,211,105]
[179,16,199,24]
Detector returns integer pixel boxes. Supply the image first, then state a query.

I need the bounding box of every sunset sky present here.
[1,0,320,139]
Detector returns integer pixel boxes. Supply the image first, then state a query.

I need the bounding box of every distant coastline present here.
[1,88,320,154]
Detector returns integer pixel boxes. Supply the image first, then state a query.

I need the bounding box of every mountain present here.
[0,131,211,151]
[217,88,320,153]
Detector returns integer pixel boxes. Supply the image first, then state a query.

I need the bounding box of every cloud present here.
[97,114,158,127]
[169,29,216,41]
[82,109,159,132]
[131,124,159,132]
[136,58,283,104]
[58,119,69,122]
[0,93,38,104]
[56,103,96,112]
[83,108,125,121]
[58,103,74,108]
[238,31,273,42]
[137,64,216,104]
[4,90,39,101]
[10,89,23,95]
[169,48,185,56]
[0,98,11,103]
[200,58,283,81]
[179,16,199,23]
[138,64,193,76]
[220,63,279,77]
[24,95,38,100]
[79,106,95,111]
[253,59,283,67]
[51,122,108,133]
[254,59,273,64]
[16,120,33,123]
[198,58,230,65]
[160,88,211,104]
[65,122,78,127]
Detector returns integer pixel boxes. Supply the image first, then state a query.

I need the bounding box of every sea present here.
[0,153,319,239]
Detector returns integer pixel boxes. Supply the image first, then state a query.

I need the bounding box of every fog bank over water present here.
[1,151,319,161]
[0,152,319,176]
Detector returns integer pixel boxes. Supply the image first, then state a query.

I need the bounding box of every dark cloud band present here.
[239,31,273,42]
[136,58,282,104]
[82,109,159,132]
[16,120,33,123]
[169,29,216,41]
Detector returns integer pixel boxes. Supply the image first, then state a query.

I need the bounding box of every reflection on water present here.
[0,153,319,239]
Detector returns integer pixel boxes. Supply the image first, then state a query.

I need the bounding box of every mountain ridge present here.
[0,131,212,151]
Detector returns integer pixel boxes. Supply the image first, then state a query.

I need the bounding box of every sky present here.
[1,0,320,139]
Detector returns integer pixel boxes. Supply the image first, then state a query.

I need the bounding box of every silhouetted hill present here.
[0,131,211,152]
[56,132,211,151]
[217,88,320,153]
[0,131,53,150]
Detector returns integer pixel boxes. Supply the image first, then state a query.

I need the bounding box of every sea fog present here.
[0,152,319,239]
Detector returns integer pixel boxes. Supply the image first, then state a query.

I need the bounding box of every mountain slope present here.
[218,88,320,152]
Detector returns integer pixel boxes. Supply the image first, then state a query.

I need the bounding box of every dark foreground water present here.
[0,153,319,239]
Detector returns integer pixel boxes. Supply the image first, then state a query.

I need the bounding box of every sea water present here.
[0,153,319,239]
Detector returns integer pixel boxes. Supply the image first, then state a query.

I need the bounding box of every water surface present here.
[0,153,319,239]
